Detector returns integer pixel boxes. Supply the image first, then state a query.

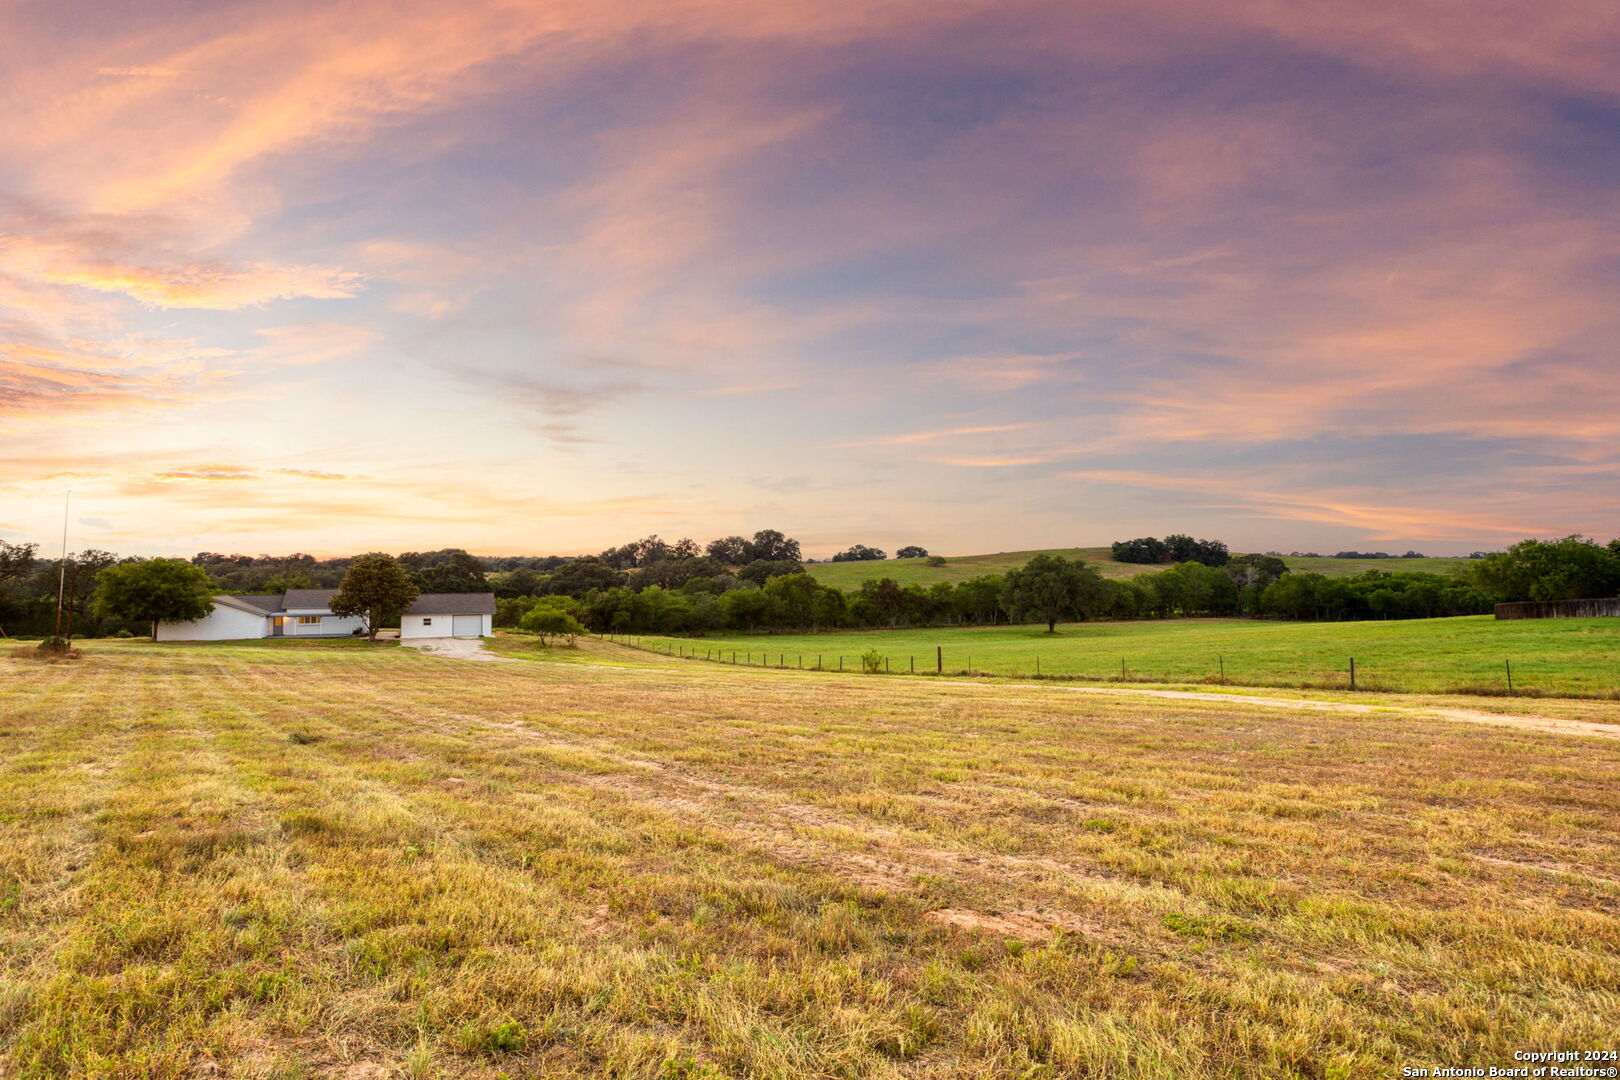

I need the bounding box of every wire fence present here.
[592,634,1613,700]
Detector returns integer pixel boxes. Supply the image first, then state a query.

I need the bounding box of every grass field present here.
[803,549,1473,591]
[1276,556,1475,577]
[3,638,1618,1078]
[640,615,1620,697]
[804,548,1164,590]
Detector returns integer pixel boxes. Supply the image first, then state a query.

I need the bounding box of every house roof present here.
[215,594,283,615]
[405,592,496,615]
[281,588,339,610]
[206,589,494,618]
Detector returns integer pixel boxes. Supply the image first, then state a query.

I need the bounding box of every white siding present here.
[401,613,491,639]
[285,615,367,637]
[155,605,269,641]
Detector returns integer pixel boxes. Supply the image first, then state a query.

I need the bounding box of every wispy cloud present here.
[837,423,1031,447]
[0,0,1616,553]
[5,235,364,310]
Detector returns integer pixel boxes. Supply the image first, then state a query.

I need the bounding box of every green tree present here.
[831,544,886,563]
[520,606,586,645]
[92,558,216,639]
[59,549,119,636]
[492,567,544,598]
[763,572,820,629]
[1003,554,1085,632]
[705,536,749,564]
[330,553,419,640]
[858,578,905,627]
[954,575,1004,624]
[1068,561,1110,620]
[896,545,929,559]
[1469,536,1620,602]
[745,529,801,563]
[403,548,487,592]
[1225,553,1287,591]
[0,540,37,594]
[719,586,770,631]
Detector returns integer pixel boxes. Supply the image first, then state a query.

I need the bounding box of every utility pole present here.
[52,491,70,643]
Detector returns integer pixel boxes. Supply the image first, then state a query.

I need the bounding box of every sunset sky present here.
[2,0,1617,559]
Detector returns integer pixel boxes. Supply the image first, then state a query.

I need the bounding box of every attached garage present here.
[400,592,496,639]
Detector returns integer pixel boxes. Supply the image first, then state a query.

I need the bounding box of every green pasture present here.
[805,547,1474,590]
[1278,555,1474,577]
[804,547,1162,589]
[636,615,1620,697]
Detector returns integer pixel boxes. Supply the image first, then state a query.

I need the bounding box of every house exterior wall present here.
[155,605,269,641]
[283,615,367,637]
[401,613,491,638]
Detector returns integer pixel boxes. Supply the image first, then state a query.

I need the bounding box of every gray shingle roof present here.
[209,589,494,617]
[215,594,283,614]
[405,592,497,615]
[281,588,339,610]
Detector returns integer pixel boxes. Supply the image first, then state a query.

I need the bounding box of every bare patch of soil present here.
[923,907,1063,942]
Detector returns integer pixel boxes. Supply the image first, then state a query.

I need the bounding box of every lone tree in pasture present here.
[331,553,419,641]
[896,545,929,559]
[92,558,215,639]
[1004,553,1095,633]
[520,607,585,645]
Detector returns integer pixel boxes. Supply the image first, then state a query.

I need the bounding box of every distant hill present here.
[805,547,1163,590]
[805,547,1474,591]
[1276,554,1474,577]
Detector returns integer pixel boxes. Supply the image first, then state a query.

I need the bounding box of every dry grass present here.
[2,639,1617,1079]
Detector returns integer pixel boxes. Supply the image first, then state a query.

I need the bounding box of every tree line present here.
[3,531,1617,640]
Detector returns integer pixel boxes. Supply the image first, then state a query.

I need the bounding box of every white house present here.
[154,589,496,642]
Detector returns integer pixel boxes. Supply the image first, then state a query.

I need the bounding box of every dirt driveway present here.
[400,636,514,662]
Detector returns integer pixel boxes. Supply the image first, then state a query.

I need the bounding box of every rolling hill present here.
[805,547,1474,590]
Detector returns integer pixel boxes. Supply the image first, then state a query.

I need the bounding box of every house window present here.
[422,617,432,626]
[297,616,322,624]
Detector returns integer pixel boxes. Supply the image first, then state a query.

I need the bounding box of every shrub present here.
[112,629,134,638]
[926,556,947,567]
[860,648,884,674]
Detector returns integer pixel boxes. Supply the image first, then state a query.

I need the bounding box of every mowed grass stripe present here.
[2,643,1618,1078]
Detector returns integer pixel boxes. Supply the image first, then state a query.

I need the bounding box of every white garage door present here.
[451,614,483,637]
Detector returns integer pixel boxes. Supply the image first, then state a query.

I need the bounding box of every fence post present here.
[839,656,843,671]
[1350,656,1356,691]
[1219,655,1224,684]
[937,645,942,674]
[1506,659,1513,694]
[910,655,914,673]
[885,656,890,673]
[1121,658,1126,679]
